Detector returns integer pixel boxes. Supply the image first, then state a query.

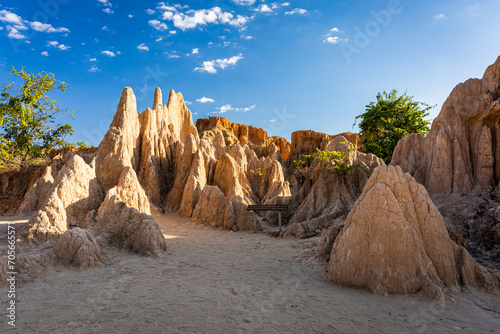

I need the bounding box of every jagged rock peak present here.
[111,87,138,129]
[95,87,141,189]
[391,56,500,194]
[153,87,163,110]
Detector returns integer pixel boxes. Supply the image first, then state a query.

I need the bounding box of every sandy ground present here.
[1,211,500,334]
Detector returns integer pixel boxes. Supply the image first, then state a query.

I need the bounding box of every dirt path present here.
[2,211,500,333]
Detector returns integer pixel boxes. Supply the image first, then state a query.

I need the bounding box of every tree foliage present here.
[0,67,76,166]
[354,89,432,164]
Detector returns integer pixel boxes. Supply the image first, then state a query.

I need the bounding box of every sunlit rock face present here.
[328,166,500,301]
[391,56,500,194]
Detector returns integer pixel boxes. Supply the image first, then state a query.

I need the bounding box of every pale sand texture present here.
[1,211,500,333]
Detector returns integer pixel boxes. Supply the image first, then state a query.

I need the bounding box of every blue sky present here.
[1,0,500,146]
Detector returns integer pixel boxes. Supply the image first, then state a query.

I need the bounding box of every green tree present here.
[0,66,76,166]
[354,89,432,164]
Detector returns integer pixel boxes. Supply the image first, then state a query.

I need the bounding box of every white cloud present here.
[168,54,180,58]
[41,51,49,56]
[192,48,199,54]
[0,10,69,39]
[215,103,255,114]
[195,54,243,74]
[158,3,177,12]
[232,0,256,5]
[285,8,308,15]
[102,50,116,57]
[324,28,347,44]
[90,58,98,62]
[0,10,24,26]
[149,19,168,31]
[128,14,133,18]
[196,61,217,73]
[242,35,253,40]
[282,2,290,6]
[170,30,177,34]
[158,5,249,31]
[146,9,156,15]
[137,43,149,51]
[102,25,108,31]
[236,104,255,112]
[29,21,69,33]
[196,97,215,103]
[216,54,243,69]
[6,26,26,39]
[323,36,347,44]
[47,40,70,50]
[89,65,101,73]
[255,5,273,13]
[218,104,232,114]
[0,27,3,30]
[98,0,113,13]
[434,13,446,20]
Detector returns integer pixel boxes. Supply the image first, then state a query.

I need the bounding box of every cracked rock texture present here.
[20,155,104,241]
[54,228,102,268]
[328,165,500,301]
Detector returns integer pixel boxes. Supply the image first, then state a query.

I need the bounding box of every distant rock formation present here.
[287,130,360,164]
[197,116,291,160]
[391,56,500,194]
[328,166,500,301]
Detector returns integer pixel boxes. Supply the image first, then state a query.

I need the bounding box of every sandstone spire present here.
[328,166,500,301]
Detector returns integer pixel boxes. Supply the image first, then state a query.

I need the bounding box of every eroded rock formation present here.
[16,85,296,260]
[197,116,291,160]
[20,155,104,241]
[281,136,384,239]
[54,228,102,268]
[391,56,500,194]
[328,165,500,301]
[12,82,383,280]
[287,130,360,164]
